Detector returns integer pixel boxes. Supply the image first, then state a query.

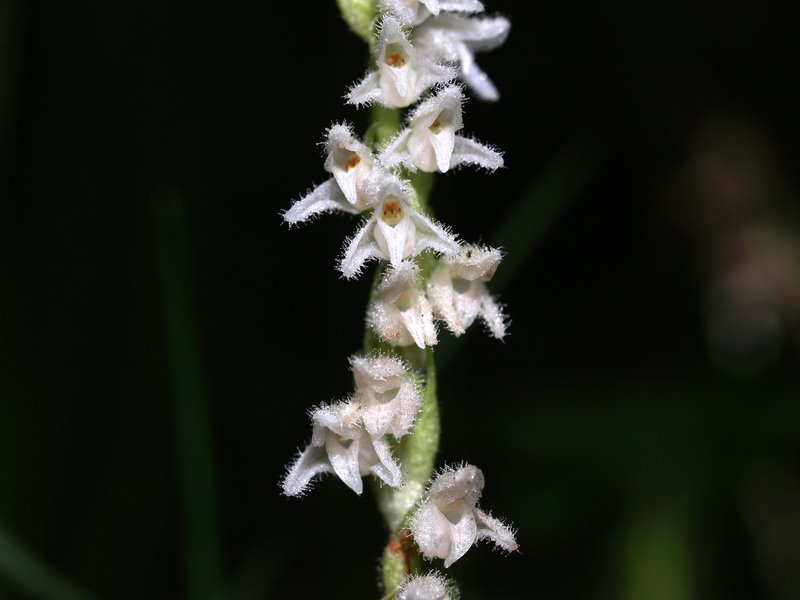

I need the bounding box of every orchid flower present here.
[283,124,374,224]
[347,16,456,108]
[427,244,507,338]
[282,401,402,496]
[414,13,510,101]
[380,85,503,173]
[369,261,438,348]
[339,173,459,278]
[410,464,518,567]
[350,354,422,438]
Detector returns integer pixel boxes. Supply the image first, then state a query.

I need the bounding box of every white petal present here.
[479,293,507,339]
[326,432,364,495]
[382,63,416,105]
[429,464,485,505]
[325,124,374,207]
[474,508,518,552]
[410,500,454,561]
[361,393,398,437]
[281,444,333,497]
[439,0,484,13]
[415,60,459,98]
[283,179,362,225]
[451,136,503,171]
[409,211,460,257]
[378,129,412,170]
[351,354,408,394]
[347,71,382,106]
[447,245,503,281]
[400,293,438,348]
[430,126,456,172]
[431,14,510,49]
[370,300,415,347]
[339,219,382,279]
[444,509,477,567]
[427,263,466,336]
[368,436,404,488]
[460,61,500,101]
[380,0,423,25]
[374,214,416,267]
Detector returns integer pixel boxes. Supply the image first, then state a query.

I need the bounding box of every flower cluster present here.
[283,94,508,345]
[281,0,517,584]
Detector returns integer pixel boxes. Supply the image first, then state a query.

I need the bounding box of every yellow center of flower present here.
[385,44,407,68]
[381,196,404,226]
[429,118,442,134]
[345,154,361,171]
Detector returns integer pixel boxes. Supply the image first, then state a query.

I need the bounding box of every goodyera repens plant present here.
[280,1,517,596]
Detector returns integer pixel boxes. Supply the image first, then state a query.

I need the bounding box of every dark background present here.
[1,1,799,598]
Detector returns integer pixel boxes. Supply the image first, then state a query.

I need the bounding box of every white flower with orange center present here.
[347,16,455,108]
[283,124,374,225]
[380,85,503,173]
[339,173,458,278]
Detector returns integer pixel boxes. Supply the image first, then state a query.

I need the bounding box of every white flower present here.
[347,16,456,108]
[380,85,503,173]
[414,14,510,101]
[350,354,422,438]
[369,261,438,348]
[427,244,507,338]
[381,0,485,25]
[281,401,402,496]
[339,172,459,278]
[410,464,518,567]
[397,572,459,600]
[283,124,374,225]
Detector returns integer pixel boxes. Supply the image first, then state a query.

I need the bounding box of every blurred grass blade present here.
[153,189,221,600]
[490,138,601,293]
[619,499,695,600]
[0,521,95,600]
